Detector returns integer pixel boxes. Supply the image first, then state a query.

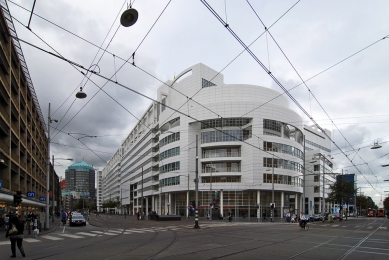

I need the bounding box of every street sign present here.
[0,180,2,190]
[40,197,46,201]
[27,192,36,198]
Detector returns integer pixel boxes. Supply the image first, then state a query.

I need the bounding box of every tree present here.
[384,196,389,210]
[327,176,357,219]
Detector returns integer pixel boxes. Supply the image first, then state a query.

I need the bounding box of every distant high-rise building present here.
[65,161,96,199]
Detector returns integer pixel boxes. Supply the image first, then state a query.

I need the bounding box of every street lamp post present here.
[46,103,58,230]
[194,135,200,229]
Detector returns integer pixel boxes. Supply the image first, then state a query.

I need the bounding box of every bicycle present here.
[300,220,309,230]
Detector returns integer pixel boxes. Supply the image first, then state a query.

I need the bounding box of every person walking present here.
[124,211,127,218]
[136,210,140,220]
[5,216,26,258]
[262,211,267,222]
[33,215,38,237]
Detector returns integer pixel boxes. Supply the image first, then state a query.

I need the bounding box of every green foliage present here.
[102,200,119,209]
[383,196,389,210]
[327,176,357,205]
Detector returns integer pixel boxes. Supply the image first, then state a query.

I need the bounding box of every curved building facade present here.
[101,63,324,219]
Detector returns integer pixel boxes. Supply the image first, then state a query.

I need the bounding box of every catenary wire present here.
[245,0,385,184]
[200,0,384,193]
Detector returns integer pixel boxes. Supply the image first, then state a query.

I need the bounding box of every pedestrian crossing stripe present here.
[107,230,123,233]
[40,235,64,240]
[0,241,10,245]
[57,233,85,238]
[76,232,99,236]
[24,238,41,243]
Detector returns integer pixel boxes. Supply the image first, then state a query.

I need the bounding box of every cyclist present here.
[61,211,68,226]
[299,211,308,229]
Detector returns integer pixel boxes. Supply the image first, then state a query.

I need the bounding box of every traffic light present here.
[13,191,22,206]
[270,203,274,209]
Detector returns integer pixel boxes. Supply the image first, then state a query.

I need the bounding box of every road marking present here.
[0,241,10,245]
[107,230,122,233]
[57,233,85,239]
[40,235,64,241]
[379,227,387,230]
[91,231,105,234]
[102,232,119,236]
[332,225,339,227]
[76,232,99,236]
[24,238,41,243]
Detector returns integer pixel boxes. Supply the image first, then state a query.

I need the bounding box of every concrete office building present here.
[0,2,48,213]
[101,63,334,219]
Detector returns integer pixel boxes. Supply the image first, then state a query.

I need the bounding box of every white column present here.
[257,190,261,220]
[146,196,149,216]
[220,190,224,217]
[295,193,299,212]
[281,191,284,216]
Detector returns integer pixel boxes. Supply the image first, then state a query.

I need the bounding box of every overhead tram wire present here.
[50,0,172,140]
[11,1,173,143]
[155,0,301,130]
[12,0,299,149]
[51,2,126,139]
[245,0,386,184]
[200,0,381,192]
[9,14,133,143]
[51,0,127,135]
[12,41,320,178]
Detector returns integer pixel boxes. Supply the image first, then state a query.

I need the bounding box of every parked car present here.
[69,214,86,226]
[305,214,314,222]
[320,212,329,221]
[329,213,338,220]
[312,214,322,221]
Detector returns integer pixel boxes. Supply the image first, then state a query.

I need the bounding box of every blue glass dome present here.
[66,160,94,171]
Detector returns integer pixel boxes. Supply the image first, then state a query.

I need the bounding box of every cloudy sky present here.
[7,0,389,205]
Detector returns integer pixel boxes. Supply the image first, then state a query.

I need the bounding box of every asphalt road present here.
[1,215,388,260]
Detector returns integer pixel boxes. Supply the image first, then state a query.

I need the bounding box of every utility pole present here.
[194,135,200,228]
[141,167,144,219]
[45,103,51,230]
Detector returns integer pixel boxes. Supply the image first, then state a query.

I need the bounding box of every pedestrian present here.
[124,211,127,218]
[5,216,26,258]
[136,210,140,220]
[262,211,267,221]
[33,215,38,237]
[96,210,100,217]
[286,212,291,223]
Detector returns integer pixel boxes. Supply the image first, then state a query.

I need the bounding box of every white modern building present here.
[101,63,334,219]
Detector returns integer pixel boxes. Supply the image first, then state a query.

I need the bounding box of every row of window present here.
[160,176,180,187]
[202,147,241,158]
[263,174,303,186]
[201,118,250,129]
[202,162,241,173]
[159,161,180,173]
[263,158,304,173]
[201,176,241,183]
[160,147,180,160]
[263,141,304,159]
[159,132,180,148]
[305,139,331,153]
[263,119,282,133]
[201,130,243,144]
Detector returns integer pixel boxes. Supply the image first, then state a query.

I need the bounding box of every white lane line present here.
[24,238,41,243]
[0,241,10,245]
[91,231,105,234]
[76,232,99,237]
[107,230,122,233]
[57,234,85,239]
[40,235,64,241]
[102,232,119,236]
